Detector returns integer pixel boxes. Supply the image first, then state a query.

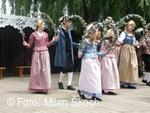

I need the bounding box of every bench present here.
[0,67,6,79]
[16,66,31,78]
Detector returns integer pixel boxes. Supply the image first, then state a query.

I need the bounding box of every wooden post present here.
[16,66,30,78]
[19,67,24,78]
[0,67,6,79]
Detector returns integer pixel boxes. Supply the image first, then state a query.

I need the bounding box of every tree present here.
[1,0,6,14]
[3,0,150,24]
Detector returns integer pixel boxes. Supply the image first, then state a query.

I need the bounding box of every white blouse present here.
[118,32,138,45]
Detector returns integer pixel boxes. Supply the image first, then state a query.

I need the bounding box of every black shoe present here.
[77,90,86,99]
[58,82,64,89]
[92,97,102,101]
[142,79,147,83]
[146,81,150,86]
[120,84,126,88]
[102,91,117,95]
[128,85,137,89]
[107,92,117,95]
[67,85,76,90]
[102,90,105,94]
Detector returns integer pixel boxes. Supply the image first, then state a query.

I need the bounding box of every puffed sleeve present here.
[27,33,34,48]
[118,32,126,44]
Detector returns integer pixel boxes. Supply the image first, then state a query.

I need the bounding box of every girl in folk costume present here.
[100,29,120,95]
[23,19,56,94]
[118,20,139,89]
[77,23,104,101]
[140,25,150,86]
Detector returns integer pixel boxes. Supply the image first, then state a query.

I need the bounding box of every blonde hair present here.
[127,20,136,27]
[125,20,136,32]
[106,29,115,37]
[35,19,44,31]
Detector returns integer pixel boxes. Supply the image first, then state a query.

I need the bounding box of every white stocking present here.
[67,72,73,86]
[59,72,66,83]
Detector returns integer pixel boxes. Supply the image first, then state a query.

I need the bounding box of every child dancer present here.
[118,20,139,89]
[78,23,103,101]
[101,29,120,95]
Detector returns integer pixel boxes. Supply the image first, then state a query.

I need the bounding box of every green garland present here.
[32,12,57,32]
[115,14,147,33]
[146,23,150,32]
[70,15,87,27]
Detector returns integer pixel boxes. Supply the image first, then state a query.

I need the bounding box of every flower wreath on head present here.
[78,22,99,49]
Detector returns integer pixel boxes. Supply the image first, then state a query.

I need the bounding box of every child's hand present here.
[23,41,28,46]
[52,35,59,41]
